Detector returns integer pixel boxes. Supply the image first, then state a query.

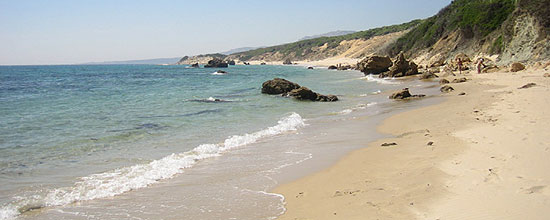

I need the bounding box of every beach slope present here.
[274,68,550,219]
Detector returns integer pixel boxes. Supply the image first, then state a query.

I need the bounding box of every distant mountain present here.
[220,47,262,55]
[83,57,181,65]
[298,30,357,41]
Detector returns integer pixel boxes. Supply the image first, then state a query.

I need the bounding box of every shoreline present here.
[273,67,550,219]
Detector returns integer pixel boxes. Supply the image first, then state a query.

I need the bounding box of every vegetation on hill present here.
[232,20,422,61]
[388,0,516,56]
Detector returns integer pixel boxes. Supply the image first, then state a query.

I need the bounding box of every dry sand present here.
[274,67,550,219]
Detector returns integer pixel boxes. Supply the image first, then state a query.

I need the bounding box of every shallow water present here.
[0,64,439,219]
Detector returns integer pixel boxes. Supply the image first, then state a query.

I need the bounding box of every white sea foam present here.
[363,74,400,85]
[211,71,226,75]
[337,102,377,115]
[0,113,306,220]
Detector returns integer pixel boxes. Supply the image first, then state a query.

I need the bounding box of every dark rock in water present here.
[243,61,251,65]
[518,83,536,89]
[389,88,411,99]
[439,79,450,84]
[261,78,301,94]
[204,58,228,68]
[285,87,338,102]
[307,66,314,69]
[216,70,227,74]
[328,65,338,70]
[389,88,425,99]
[452,78,468,83]
[191,63,199,68]
[286,87,318,101]
[283,58,293,65]
[337,64,353,71]
[440,85,455,93]
[380,52,419,78]
[261,62,267,65]
[262,78,338,102]
[420,72,439,79]
[357,56,392,74]
[228,60,236,65]
[381,142,397,147]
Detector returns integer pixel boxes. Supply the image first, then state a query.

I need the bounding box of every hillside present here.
[389,0,550,65]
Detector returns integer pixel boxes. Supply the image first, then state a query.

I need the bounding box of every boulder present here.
[440,85,455,93]
[454,53,471,63]
[428,54,446,67]
[260,62,267,65]
[283,58,293,65]
[191,63,199,68]
[439,79,450,84]
[420,72,439,79]
[337,64,353,71]
[328,65,338,70]
[389,88,411,99]
[510,62,525,72]
[261,78,301,94]
[285,87,338,102]
[482,65,500,73]
[544,73,550,77]
[228,60,236,65]
[307,66,314,69]
[389,88,425,99]
[286,87,318,101]
[204,58,228,68]
[452,78,468,83]
[380,52,419,78]
[357,56,392,74]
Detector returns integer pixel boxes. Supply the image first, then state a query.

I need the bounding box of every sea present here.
[0,64,440,219]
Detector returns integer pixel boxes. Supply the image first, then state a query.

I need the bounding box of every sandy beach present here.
[274,67,550,219]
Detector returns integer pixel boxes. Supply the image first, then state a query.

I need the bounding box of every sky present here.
[0,0,452,65]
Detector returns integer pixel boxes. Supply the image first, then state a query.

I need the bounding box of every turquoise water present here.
[0,64,434,219]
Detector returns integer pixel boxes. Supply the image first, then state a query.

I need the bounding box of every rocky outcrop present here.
[261,78,338,102]
[357,56,393,74]
[204,58,228,68]
[337,64,353,71]
[191,63,199,68]
[510,62,525,72]
[380,52,419,78]
[328,65,338,70]
[261,78,301,94]
[389,88,425,99]
[283,58,293,65]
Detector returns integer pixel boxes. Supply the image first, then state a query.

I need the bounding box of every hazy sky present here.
[0,0,451,65]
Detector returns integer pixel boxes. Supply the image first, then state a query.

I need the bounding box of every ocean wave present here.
[362,74,400,85]
[187,97,233,103]
[0,113,306,220]
[337,102,377,115]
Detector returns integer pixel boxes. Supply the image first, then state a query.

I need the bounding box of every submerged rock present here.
[357,56,392,75]
[261,78,301,94]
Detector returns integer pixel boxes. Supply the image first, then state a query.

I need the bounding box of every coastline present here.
[273,67,550,219]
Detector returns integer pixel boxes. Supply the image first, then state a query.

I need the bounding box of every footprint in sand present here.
[522,185,546,194]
